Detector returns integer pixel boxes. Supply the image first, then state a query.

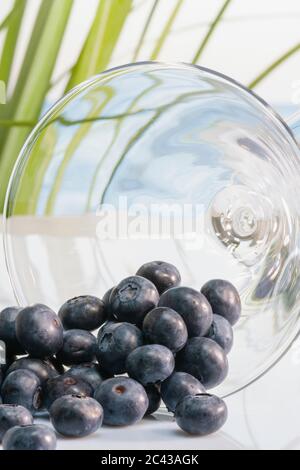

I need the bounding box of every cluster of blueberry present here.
[0,260,241,450]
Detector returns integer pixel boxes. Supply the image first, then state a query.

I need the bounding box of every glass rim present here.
[3,61,300,399]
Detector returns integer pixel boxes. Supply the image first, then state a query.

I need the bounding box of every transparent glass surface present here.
[4,62,300,397]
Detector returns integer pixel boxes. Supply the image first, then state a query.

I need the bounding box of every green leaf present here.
[0,119,35,128]
[150,0,183,60]
[192,0,232,63]
[0,0,73,210]
[0,0,27,183]
[249,42,300,89]
[13,125,58,214]
[132,0,160,61]
[8,0,59,112]
[0,1,24,33]
[0,0,26,116]
[66,0,132,92]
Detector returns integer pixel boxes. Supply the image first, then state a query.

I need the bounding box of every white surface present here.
[0,229,300,451]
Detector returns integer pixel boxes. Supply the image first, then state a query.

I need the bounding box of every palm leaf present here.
[150,0,183,60]
[0,0,26,85]
[249,41,300,89]
[132,0,160,61]
[192,0,232,63]
[0,0,73,209]
[66,0,132,92]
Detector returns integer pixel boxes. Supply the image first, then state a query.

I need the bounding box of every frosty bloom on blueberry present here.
[109,275,159,325]
[16,304,63,358]
[158,286,213,337]
[94,377,149,426]
[201,279,241,326]
[136,261,181,294]
[96,321,143,375]
[0,259,243,446]
[2,424,57,451]
[59,295,106,331]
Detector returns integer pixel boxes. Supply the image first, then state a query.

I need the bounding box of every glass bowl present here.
[4,62,300,397]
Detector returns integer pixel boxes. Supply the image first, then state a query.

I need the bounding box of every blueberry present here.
[56,329,96,366]
[59,295,106,331]
[206,314,233,354]
[176,337,228,389]
[175,394,228,435]
[145,385,161,416]
[94,377,148,426]
[2,424,56,450]
[50,395,103,437]
[136,261,181,294]
[201,279,241,326]
[0,307,24,355]
[159,287,212,337]
[96,322,143,375]
[65,363,106,393]
[102,287,114,305]
[102,287,114,319]
[143,307,187,353]
[43,374,93,410]
[16,304,63,358]
[126,345,174,386]
[109,276,159,325]
[0,404,33,441]
[6,357,58,385]
[1,370,42,413]
[161,372,205,413]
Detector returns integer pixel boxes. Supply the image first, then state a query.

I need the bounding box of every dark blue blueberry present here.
[59,295,106,331]
[94,377,148,426]
[145,385,161,416]
[50,395,103,437]
[109,276,159,325]
[136,261,181,294]
[2,424,56,450]
[6,357,58,385]
[1,369,42,413]
[96,322,143,375]
[175,394,228,435]
[65,363,106,393]
[102,287,114,305]
[143,307,187,353]
[15,304,63,358]
[56,329,97,366]
[176,337,228,389]
[0,404,33,441]
[126,345,174,386]
[102,287,114,319]
[159,287,212,337]
[161,372,205,413]
[201,279,241,326]
[43,374,93,410]
[0,307,24,355]
[206,314,233,354]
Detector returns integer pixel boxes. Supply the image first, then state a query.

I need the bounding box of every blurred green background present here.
[1,0,300,212]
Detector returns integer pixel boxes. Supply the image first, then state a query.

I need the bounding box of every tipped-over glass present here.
[4,62,300,397]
